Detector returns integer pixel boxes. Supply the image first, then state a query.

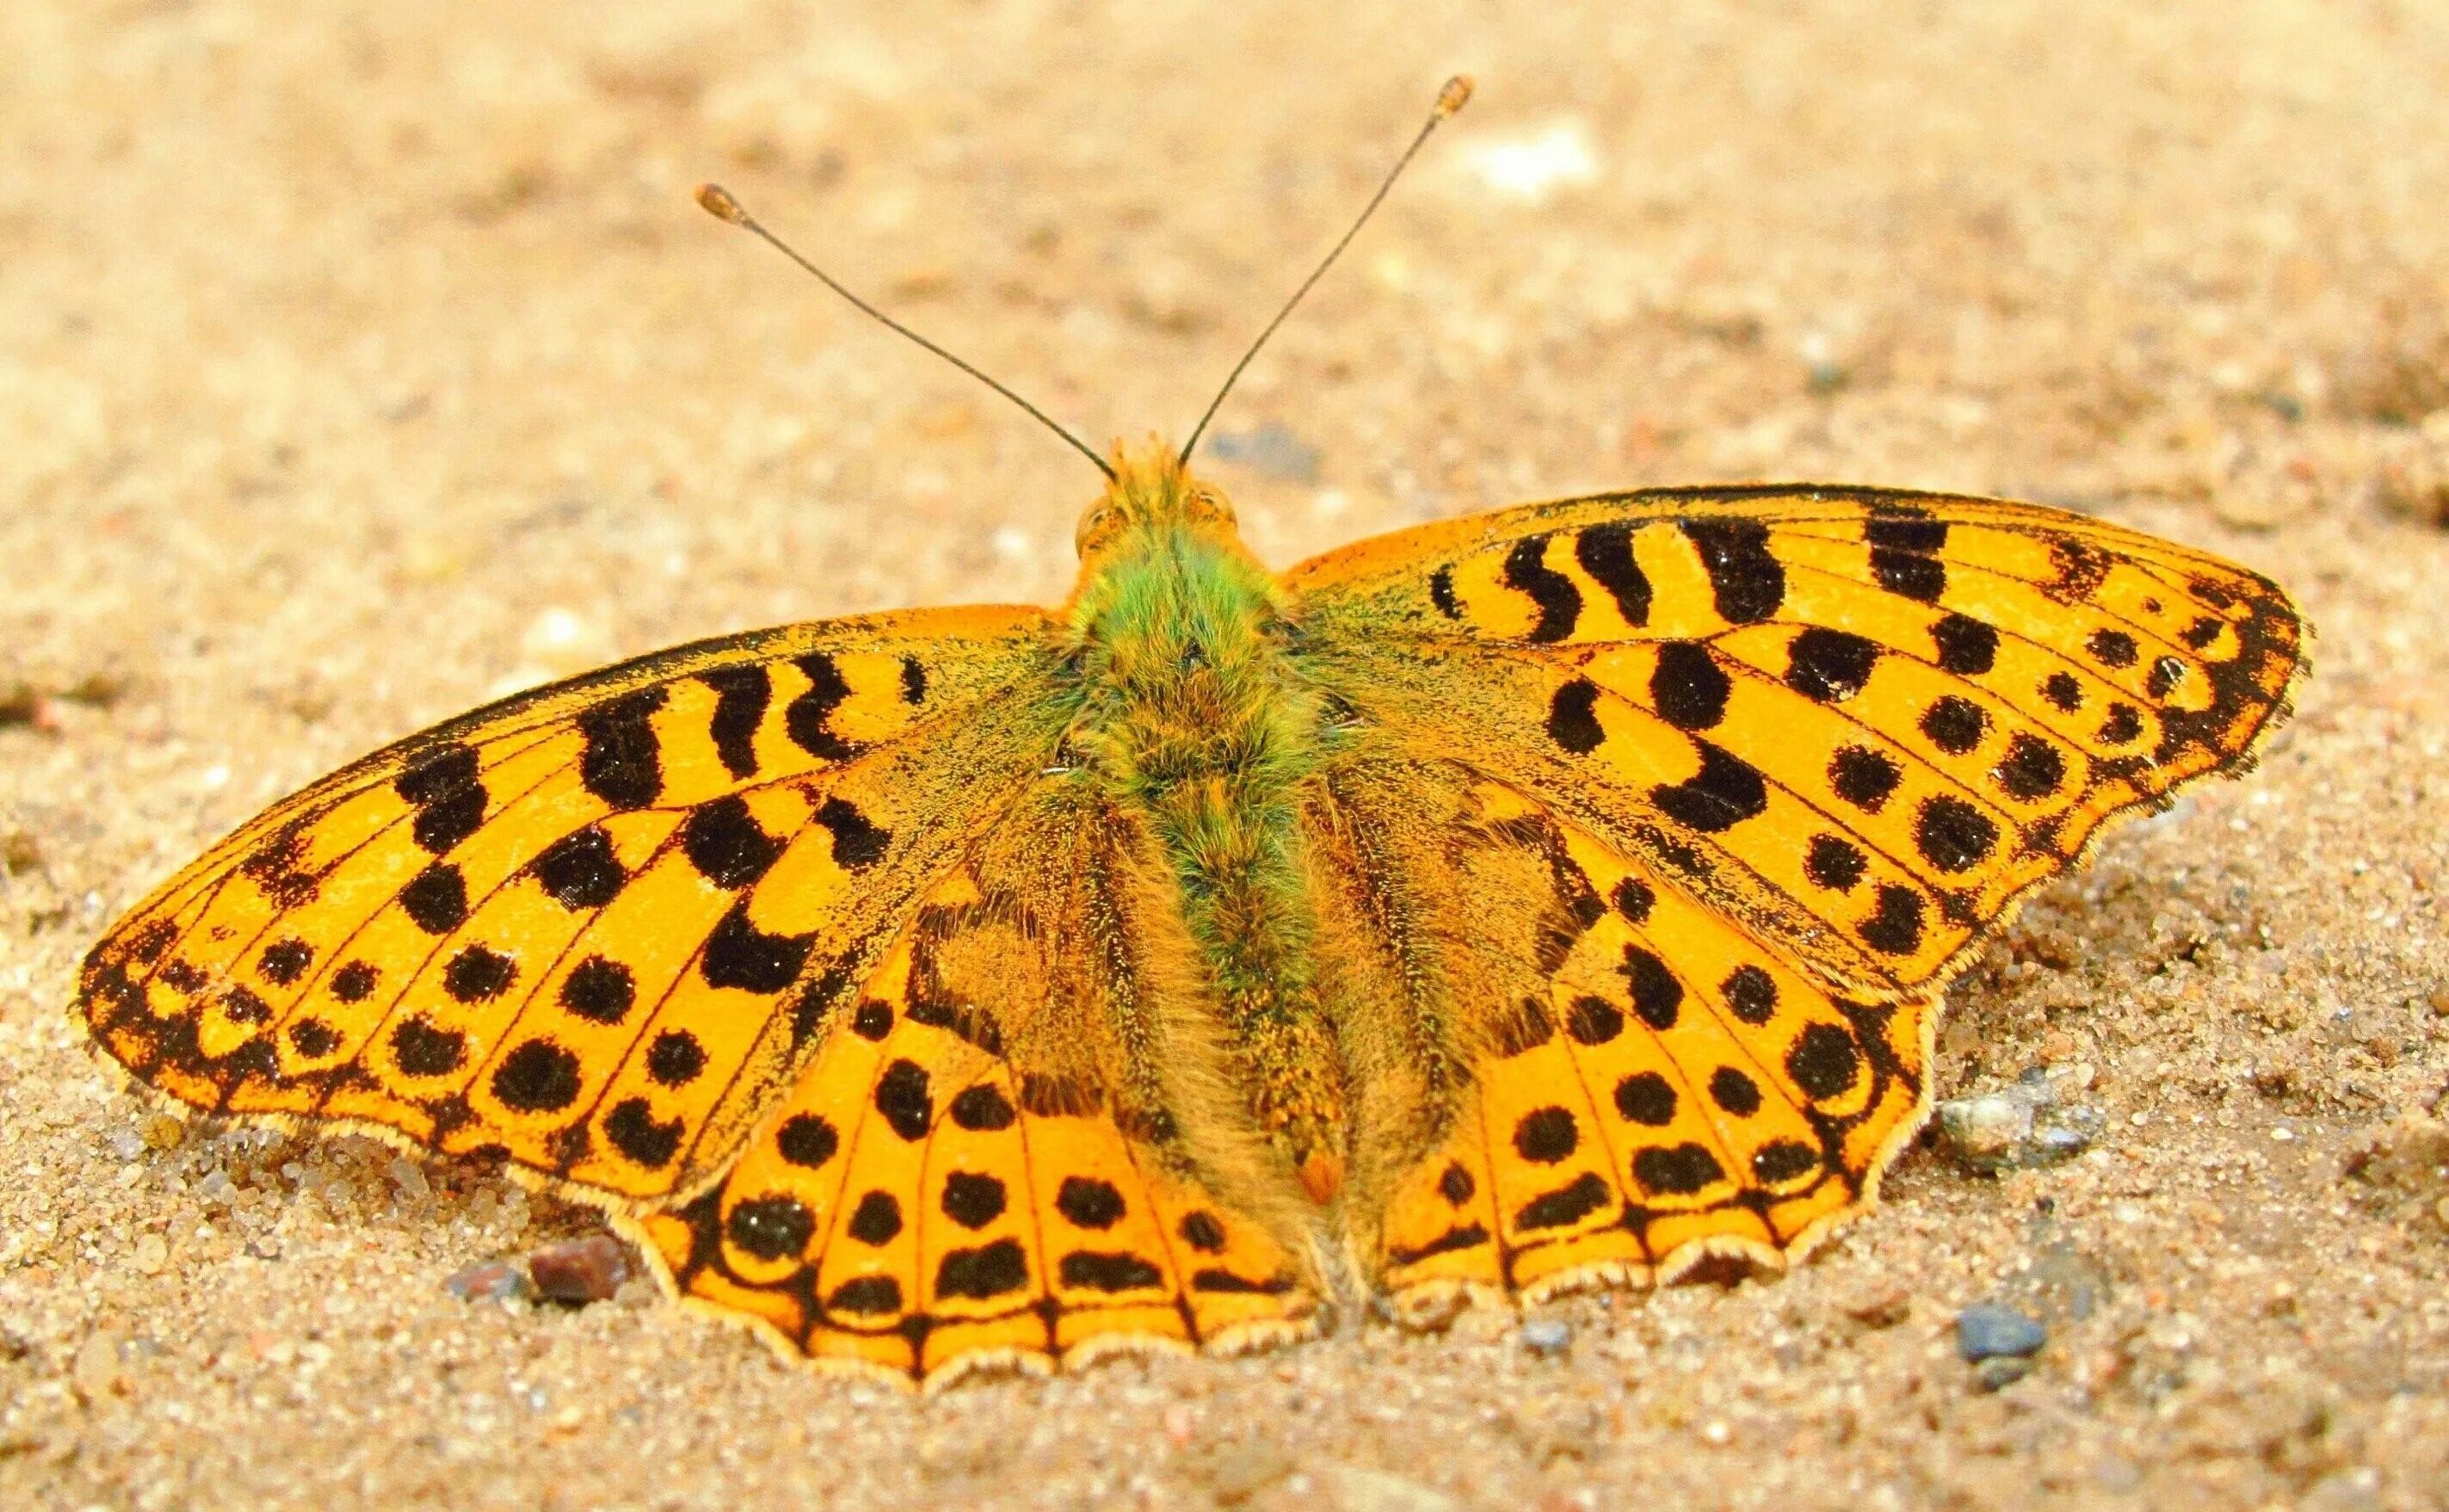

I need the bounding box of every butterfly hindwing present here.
[77,607,1067,1203]
[640,791,1320,1387]
[1287,486,2304,1001]
[1308,761,1928,1310]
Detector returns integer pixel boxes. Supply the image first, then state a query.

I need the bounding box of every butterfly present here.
[74,79,2304,1390]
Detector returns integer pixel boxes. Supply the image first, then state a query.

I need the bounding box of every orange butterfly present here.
[77,78,2304,1388]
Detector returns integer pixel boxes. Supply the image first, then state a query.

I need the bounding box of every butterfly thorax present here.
[1057,444,1350,1199]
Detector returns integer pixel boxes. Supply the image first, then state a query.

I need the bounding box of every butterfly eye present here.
[1074,506,1118,556]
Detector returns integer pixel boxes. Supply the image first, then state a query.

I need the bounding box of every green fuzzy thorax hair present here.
[1058,444,1325,810]
[1054,444,1348,1168]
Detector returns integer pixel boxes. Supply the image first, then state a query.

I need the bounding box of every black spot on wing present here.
[645,1029,706,1087]
[1514,1107,1578,1163]
[1786,627,1879,703]
[256,938,313,987]
[392,1016,467,1077]
[1721,964,1779,1025]
[1612,876,1655,923]
[1058,1250,1163,1293]
[1996,734,2068,800]
[398,743,488,855]
[826,1274,902,1314]
[785,651,861,762]
[560,955,636,1023]
[1613,1072,1675,1126]
[1786,1022,1862,1100]
[1501,534,1582,643]
[1632,1143,1723,1196]
[1858,886,1925,956]
[1547,679,1605,754]
[940,1171,1006,1230]
[1913,795,2000,873]
[604,1098,682,1168]
[848,1191,903,1245]
[1515,1171,1612,1231]
[1055,1176,1126,1230]
[1864,512,1947,553]
[937,1239,1029,1299]
[777,1113,840,1168]
[1679,517,1784,622]
[491,1038,582,1112]
[898,655,928,706]
[1930,614,1998,676]
[1573,521,1650,626]
[1804,833,1866,892]
[700,903,813,994]
[681,795,784,889]
[1427,565,1462,620]
[2087,628,2139,669]
[701,665,773,781]
[2047,538,2112,602]
[1650,742,1767,832]
[399,863,469,935]
[1620,946,1682,1030]
[1650,642,1730,730]
[530,825,627,910]
[949,1083,1016,1132]
[577,688,666,810]
[442,944,515,1003]
[1871,547,1946,603]
[815,797,891,870]
[727,1194,814,1262]
[873,1058,932,1141]
[1921,695,1989,755]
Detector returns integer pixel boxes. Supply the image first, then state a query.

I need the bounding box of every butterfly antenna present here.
[1178,76,1472,468]
[696,183,1117,483]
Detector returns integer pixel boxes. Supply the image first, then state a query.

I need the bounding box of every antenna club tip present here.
[1436,76,1474,117]
[695,182,750,225]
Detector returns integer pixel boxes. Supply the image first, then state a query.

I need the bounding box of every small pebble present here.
[1973,1355,2033,1391]
[1206,1441,1292,1505]
[444,1258,535,1303]
[1934,1074,2102,1171]
[71,1331,126,1399]
[1327,1465,1461,1512]
[1956,1302,2047,1362]
[387,1157,430,1200]
[1519,1318,1573,1356]
[526,1234,632,1304]
[139,1113,185,1151]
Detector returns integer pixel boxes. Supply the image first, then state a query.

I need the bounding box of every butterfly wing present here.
[1307,758,1930,1311]
[1286,486,2302,1299]
[1287,486,2304,1002]
[77,607,1071,1207]
[638,775,1320,1386]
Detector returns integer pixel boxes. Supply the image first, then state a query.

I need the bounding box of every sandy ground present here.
[4,3,2448,1509]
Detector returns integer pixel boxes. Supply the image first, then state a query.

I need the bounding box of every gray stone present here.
[1519,1318,1573,1356]
[1956,1302,2046,1361]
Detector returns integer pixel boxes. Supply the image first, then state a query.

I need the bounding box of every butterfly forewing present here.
[1286,486,2305,1003]
[78,607,1065,1203]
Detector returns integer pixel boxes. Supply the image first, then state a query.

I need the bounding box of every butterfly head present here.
[1073,437,1242,563]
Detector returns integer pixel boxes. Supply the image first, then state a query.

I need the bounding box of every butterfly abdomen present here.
[1061,510,1349,1189]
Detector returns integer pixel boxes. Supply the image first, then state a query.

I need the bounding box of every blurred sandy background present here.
[3,3,2447,1509]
